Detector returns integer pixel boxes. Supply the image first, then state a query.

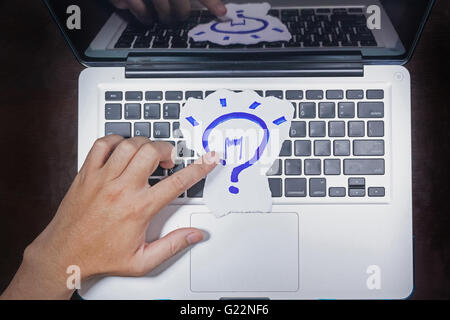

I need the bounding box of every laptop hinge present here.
[125,52,364,78]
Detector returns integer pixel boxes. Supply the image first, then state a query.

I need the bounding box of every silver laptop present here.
[44,0,434,299]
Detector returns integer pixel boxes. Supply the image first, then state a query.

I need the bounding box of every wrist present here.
[1,243,75,300]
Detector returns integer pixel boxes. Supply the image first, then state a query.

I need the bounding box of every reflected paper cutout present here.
[180,90,294,217]
[188,3,292,45]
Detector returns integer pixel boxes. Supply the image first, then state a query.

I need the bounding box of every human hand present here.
[110,0,227,24]
[0,136,218,299]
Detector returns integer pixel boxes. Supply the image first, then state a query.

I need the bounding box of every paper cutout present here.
[180,90,294,217]
[188,3,292,45]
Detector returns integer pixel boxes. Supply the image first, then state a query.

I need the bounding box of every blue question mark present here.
[202,112,270,194]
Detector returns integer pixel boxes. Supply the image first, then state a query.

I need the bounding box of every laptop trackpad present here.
[190,212,299,292]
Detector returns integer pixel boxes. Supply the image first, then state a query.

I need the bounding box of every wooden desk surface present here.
[0,1,449,299]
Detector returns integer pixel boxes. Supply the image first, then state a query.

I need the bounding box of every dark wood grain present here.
[0,0,448,299]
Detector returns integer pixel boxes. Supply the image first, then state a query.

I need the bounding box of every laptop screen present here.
[44,0,434,66]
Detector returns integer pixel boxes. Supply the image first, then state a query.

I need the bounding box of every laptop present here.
[43,0,434,299]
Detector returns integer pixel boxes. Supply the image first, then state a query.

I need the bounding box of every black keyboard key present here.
[185,91,203,99]
[353,140,385,156]
[266,159,282,176]
[205,90,215,97]
[329,187,346,197]
[346,90,364,99]
[124,103,141,120]
[306,90,324,100]
[168,162,185,176]
[144,103,161,119]
[314,140,331,156]
[133,41,150,49]
[329,121,345,137]
[290,121,307,137]
[153,122,170,138]
[348,177,366,188]
[152,41,170,48]
[333,8,347,14]
[187,179,205,198]
[309,121,326,137]
[145,91,163,101]
[285,159,302,175]
[299,103,316,118]
[190,41,208,48]
[125,91,143,101]
[279,140,292,156]
[309,178,326,197]
[317,8,331,14]
[360,40,377,46]
[301,9,314,16]
[348,121,365,137]
[294,140,311,156]
[151,166,166,176]
[268,9,280,17]
[333,140,350,156]
[163,103,180,119]
[324,159,341,175]
[344,159,385,175]
[366,90,384,100]
[368,121,384,137]
[304,159,321,175]
[349,8,363,13]
[285,178,306,197]
[282,9,299,16]
[269,178,282,197]
[326,90,344,100]
[368,187,385,197]
[134,122,150,137]
[286,90,303,100]
[105,91,122,101]
[105,122,131,138]
[105,104,121,120]
[115,41,132,48]
[358,102,384,118]
[266,90,283,99]
[165,91,183,101]
[318,102,335,118]
[349,188,365,197]
[338,102,355,118]
[171,41,188,48]
[148,178,160,186]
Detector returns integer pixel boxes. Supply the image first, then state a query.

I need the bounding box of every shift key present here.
[344,159,385,175]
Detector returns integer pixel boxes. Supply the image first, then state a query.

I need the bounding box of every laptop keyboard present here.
[103,88,387,200]
[114,7,377,49]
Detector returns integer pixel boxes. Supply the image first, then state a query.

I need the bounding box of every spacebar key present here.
[344,159,385,175]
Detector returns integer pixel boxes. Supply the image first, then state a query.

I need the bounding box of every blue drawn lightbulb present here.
[185,97,288,195]
[201,112,270,194]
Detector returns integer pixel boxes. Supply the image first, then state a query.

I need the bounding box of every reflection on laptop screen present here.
[44,0,433,63]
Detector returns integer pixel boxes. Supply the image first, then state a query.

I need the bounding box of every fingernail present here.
[204,151,220,165]
[186,232,203,245]
[215,4,227,17]
[217,14,231,22]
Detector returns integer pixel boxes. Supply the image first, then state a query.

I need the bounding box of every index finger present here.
[146,152,219,215]
[199,0,227,17]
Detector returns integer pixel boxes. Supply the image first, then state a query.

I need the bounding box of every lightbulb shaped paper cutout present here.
[188,2,291,45]
[180,90,293,217]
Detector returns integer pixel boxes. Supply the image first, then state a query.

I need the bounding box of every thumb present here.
[140,228,204,273]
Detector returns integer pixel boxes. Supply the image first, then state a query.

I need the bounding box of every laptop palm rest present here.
[190,212,299,292]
